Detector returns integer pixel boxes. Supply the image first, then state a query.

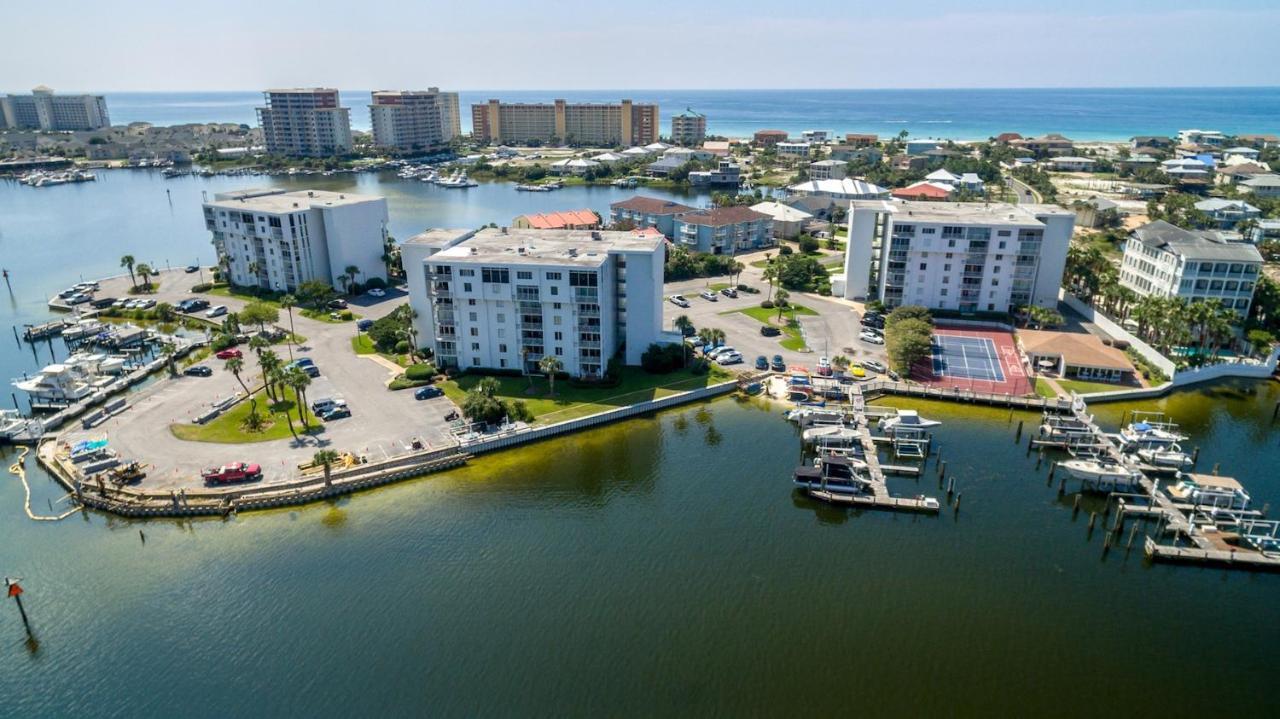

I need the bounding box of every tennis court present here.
[931,335,1005,382]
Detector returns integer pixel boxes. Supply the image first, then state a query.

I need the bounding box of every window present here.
[471,357,479,366]
[546,271,562,280]
[550,286,558,296]
[554,331,563,340]
[987,303,995,311]
[994,266,1001,273]
[944,264,951,271]
[997,230,1012,237]
[499,343,508,353]
[569,271,598,287]
[998,241,1006,249]
[553,316,562,325]
[459,269,475,277]
[919,263,927,270]
[992,279,999,286]
[553,302,562,310]
[922,227,936,234]
[481,267,510,283]
[499,359,507,368]
[471,343,480,351]
[496,329,505,338]
[947,240,956,248]
[463,282,472,292]
[496,314,505,323]
[517,271,533,280]
[942,276,950,284]
[470,328,478,336]
[555,347,563,355]
[468,312,477,321]
[468,299,476,306]
[940,289,948,296]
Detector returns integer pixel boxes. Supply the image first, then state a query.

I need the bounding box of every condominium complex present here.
[673,206,774,255]
[1,86,110,130]
[369,88,461,153]
[1119,220,1262,317]
[401,227,669,377]
[841,200,1075,313]
[470,99,659,146]
[203,188,388,292]
[670,108,706,146]
[256,88,353,157]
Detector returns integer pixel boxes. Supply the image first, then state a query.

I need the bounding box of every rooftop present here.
[1130,220,1263,262]
[788,177,889,197]
[515,209,600,230]
[409,227,662,267]
[609,196,695,214]
[750,201,814,222]
[206,188,381,211]
[852,199,1073,225]
[677,206,771,227]
[1018,330,1133,371]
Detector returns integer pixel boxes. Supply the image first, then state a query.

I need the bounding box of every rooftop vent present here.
[591,231,602,241]
[339,194,345,199]
[292,202,299,208]
[568,248,578,257]
[307,191,315,197]
[517,246,526,254]
[470,247,477,255]
[501,226,508,235]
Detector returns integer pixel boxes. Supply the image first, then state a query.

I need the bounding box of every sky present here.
[3,0,1278,91]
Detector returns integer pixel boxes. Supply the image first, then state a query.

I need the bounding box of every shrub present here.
[338,310,354,321]
[210,333,237,351]
[364,276,387,290]
[640,343,685,374]
[510,400,533,423]
[761,300,774,309]
[737,284,759,293]
[778,245,793,256]
[798,235,820,254]
[404,363,435,381]
[190,282,212,293]
[394,339,411,354]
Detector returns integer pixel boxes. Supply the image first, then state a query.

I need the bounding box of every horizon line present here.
[34,84,1280,94]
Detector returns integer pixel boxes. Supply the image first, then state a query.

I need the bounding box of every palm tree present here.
[673,314,694,366]
[762,252,777,302]
[337,273,351,294]
[774,289,791,321]
[160,342,178,376]
[729,260,745,288]
[520,347,534,388]
[344,265,361,292]
[285,366,312,431]
[832,355,851,371]
[120,255,137,289]
[225,355,258,426]
[539,354,564,396]
[279,294,297,360]
[246,261,261,289]
[313,449,340,488]
[134,263,153,293]
[257,347,281,402]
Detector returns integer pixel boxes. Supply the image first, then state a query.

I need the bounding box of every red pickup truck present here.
[201,462,263,484]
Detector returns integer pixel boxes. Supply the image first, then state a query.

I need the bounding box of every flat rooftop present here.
[206,188,382,211]
[851,199,1074,226]
[406,227,662,267]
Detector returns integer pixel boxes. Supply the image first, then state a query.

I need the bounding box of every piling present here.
[1212,462,1220,475]
[1015,419,1023,442]
[1088,511,1097,530]
[5,579,34,641]
[937,460,946,479]
[1273,402,1279,421]
[1192,446,1200,464]
[11,326,18,348]
[1058,476,1066,497]
[1072,494,1081,517]
[954,493,962,512]
[1049,462,1057,483]
[1126,521,1139,549]
[139,530,146,544]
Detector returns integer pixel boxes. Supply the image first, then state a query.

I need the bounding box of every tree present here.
[1247,328,1274,358]
[831,355,851,371]
[885,305,934,328]
[285,366,312,431]
[344,265,361,293]
[296,280,335,309]
[120,255,137,289]
[134,263,153,292]
[160,342,178,376]
[885,317,934,376]
[774,289,791,321]
[539,354,564,396]
[224,356,259,429]
[257,347,282,402]
[673,314,694,365]
[240,301,279,333]
[279,294,297,359]
[762,252,776,302]
[313,449,340,487]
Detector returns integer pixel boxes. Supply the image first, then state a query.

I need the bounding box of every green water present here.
[2,379,1278,716]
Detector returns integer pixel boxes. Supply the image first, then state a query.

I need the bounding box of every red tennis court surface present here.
[910,325,1032,396]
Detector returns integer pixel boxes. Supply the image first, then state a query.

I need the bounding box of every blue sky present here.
[3,0,1278,91]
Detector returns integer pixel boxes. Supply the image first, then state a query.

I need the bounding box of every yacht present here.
[877,409,941,432]
[793,454,873,495]
[1135,443,1193,469]
[1117,412,1187,449]
[438,170,478,188]
[12,354,111,404]
[1058,456,1143,492]
[801,423,861,447]
[0,409,31,442]
[1167,473,1251,510]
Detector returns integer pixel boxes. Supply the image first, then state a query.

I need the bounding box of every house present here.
[621,146,653,159]
[923,169,984,194]
[609,196,695,237]
[1048,156,1096,172]
[646,155,688,177]
[750,201,813,240]
[1222,146,1261,162]
[672,206,774,255]
[1074,197,1121,228]
[1119,220,1262,318]
[1131,135,1174,150]
[1160,158,1210,176]
[829,145,883,164]
[1237,134,1280,149]
[889,154,929,172]
[1013,133,1074,157]
[905,139,940,156]
[890,181,953,201]
[688,159,742,187]
[1116,154,1159,171]
[590,152,628,164]
[1253,219,1280,244]
[1240,174,1280,199]
[776,142,812,159]
[549,158,601,176]
[753,129,788,146]
[1214,162,1271,186]
[701,140,732,156]
[1193,199,1261,229]
[994,132,1023,144]
[1177,129,1228,147]
[512,209,601,231]
[800,130,829,143]
[785,195,837,221]
[1018,330,1135,384]
[809,159,848,181]
[787,177,891,201]
[644,142,673,153]
[844,133,878,147]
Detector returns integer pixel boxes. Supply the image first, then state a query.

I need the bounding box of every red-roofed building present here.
[512,209,601,230]
[891,182,953,201]
[753,129,789,146]
[995,132,1023,144]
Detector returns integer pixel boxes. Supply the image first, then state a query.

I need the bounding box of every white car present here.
[717,352,744,365]
[707,346,737,361]
[206,305,228,318]
[367,288,386,297]
[137,299,157,310]
[669,295,690,308]
[699,290,718,302]
[859,331,885,345]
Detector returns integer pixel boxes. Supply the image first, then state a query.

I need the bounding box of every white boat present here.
[877,409,941,432]
[1117,412,1187,449]
[785,407,844,425]
[1136,444,1193,469]
[1167,473,1251,510]
[1058,457,1143,492]
[793,455,873,495]
[12,354,112,403]
[801,423,860,446]
[438,170,477,188]
[0,409,31,441]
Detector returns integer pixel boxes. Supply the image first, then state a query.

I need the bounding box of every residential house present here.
[1019,330,1135,384]
[549,158,601,176]
[701,140,732,157]
[590,151,628,164]
[1237,134,1280,149]
[1240,174,1280,199]
[801,130,830,143]
[889,154,929,172]
[787,177,891,201]
[1193,199,1261,230]
[905,139,940,156]
[891,182,953,201]
[785,195,837,221]
[924,169,985,193]
[1074,197,1121,229]
[750,202,813,240]
[688,159,743,187]
[776,142,812,159]
[1119,220,1262,318]
[1048,156,1096,172]
[753,129,788,146]
[1222,146,1261,163]
[608,196,695,237]
[1012,133,1074,157]
[512,209,601,231]
[1131,135,1174,151]
[1177,129,1228,147]
[994,132,1023,144]
[809,159,848,180]
[844,133,878,147]
[829,145,883,164]
[672,206,774,255]
[1216,162,1273,186]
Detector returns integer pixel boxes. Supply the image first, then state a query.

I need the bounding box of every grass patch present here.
[182,346,212,367]
[439,365,733,425]
[169,395,321,443]
[1033,378,1059,398]
[1057,378,1126,395]
[352,335,376,354]
[733,303,817,352]
[300,308,356,323]
[708,282,730,291]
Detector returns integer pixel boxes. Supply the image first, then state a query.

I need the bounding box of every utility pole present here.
[5,577,34,641]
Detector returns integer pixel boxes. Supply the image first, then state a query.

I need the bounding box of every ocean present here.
[101,87,1280,141]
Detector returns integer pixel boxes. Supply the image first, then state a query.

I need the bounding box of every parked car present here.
[201,462,262,485]
[292,357,316,368]
[183,365,213,377]
[668,295,690,308]
[310,396,344,415]
[184,265,200,273]
[367,287,386,298]
[136,299,157,310]
[414,386,444,400]
[717,352,744,365]
[816,356,833,377]
[327,299,348,310]
[755,355,769,370]
[760,325,781,337]
[67,293,91,305]
[179,298,210,313]
[706,346,737,361]
[215,349,242,360]
[699,290,718,302]
[320,404,351,421]
[862,359,887,374]
[887,369,901,382]
[90,297,116,309]
[206,305,228,318]
[859,331,885,345]
[112,298,130,308]
[684,336,704,348]
[356,318,374,331]
[771,354,786,371]
[720,287,738,298]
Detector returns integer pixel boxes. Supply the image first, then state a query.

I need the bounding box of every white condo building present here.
[402,228,671,378]
[257,88,353,157]
[369,88,461,152]
[203,189,389,292]
[1119,220,1262,317]
[840,200,1075,312]
[1,86,109,130]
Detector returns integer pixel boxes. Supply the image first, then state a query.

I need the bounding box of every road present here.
[1007,175,1042,204]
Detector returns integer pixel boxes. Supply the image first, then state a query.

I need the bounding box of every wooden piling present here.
[1212,462,1220,476]
[954,493,962,512]
[1058,475,1066,497]
[1088,511,1097,530]
[1192,446,1200,464]
[1015,419,1023,442]
[1126,521,1139,549]
[1072,494,1081,517]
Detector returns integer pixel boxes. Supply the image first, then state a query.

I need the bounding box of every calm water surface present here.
[2,172,1279,716]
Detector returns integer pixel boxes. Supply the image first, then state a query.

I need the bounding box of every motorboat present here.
[793,454,873,495]
[1167,473,1251,510]
[877,409,941,432]
[70,439,111,464]
[1058,456,1143,492]
[12,355,110,403]
[801,423,860,447]
[438,170,478,188]
[785,407,842,425]
[1117,412,1187,449]
[1038,415,1091,442]
[0,409,32,441]
[1135,444,1193,469]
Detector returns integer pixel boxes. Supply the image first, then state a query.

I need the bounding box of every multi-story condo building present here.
[1119,220,1262,317]
[841,200,1075,312]
[203,188,388,292]
[369,88,461,152]
[801,130,829,143]
[256,88,353,157]
[471,99,658,146]
[401,227,669,377]
[776,142,812,159]
[1,86,109,130]
[673,206,774,255]
[670,108,706,146]
[809,159,847,180]
[609,196,695,237]
[688,159,742,187]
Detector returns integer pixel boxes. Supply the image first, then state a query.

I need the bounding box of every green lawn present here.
[1057,378,1126,395]
[440,365,733,425]
[352,335,376,354]
[733,303,817,352]
[1033,379,1059,398]
[170,395,321,443]
[207,285,359,323]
